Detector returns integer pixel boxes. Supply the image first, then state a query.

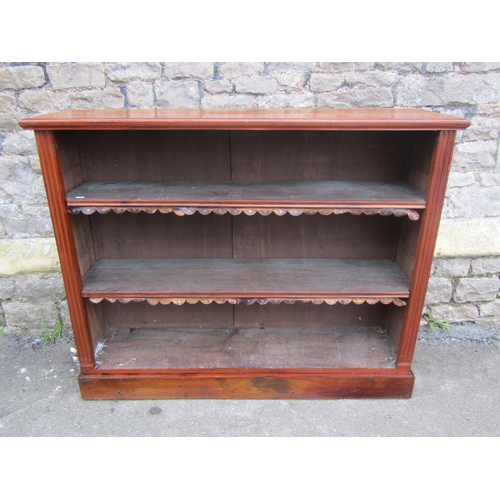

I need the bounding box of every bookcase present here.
[20,109,469,399]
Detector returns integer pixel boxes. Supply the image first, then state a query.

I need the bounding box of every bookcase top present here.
[20,108,470,131]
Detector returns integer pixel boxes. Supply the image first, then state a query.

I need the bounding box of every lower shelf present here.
[95,325,397,371]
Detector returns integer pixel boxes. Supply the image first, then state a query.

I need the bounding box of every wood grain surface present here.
[66,180,426,208]
[81,258,410,298]
[95,326,397,370]
[20,108,470,130]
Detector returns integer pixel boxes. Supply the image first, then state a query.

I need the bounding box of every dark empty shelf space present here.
[95,326,397,370]
[81,258,410,299]
[66,180,426,209]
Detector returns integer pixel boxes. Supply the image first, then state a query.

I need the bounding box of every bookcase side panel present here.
[398,130,457,366]
[34,130,95,371]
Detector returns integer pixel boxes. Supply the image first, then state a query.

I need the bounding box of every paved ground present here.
[1,325,499,437]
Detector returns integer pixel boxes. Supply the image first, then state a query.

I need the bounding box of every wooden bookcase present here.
[20,109,469,399]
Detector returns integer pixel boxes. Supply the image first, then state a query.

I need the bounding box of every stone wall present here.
[1,62,499,336]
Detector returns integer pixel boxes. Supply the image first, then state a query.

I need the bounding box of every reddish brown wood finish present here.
[79,371,415,399]
[22,109,467,400]
[34,131,94,371]
[21,108,470,131]
[397,131,458,366]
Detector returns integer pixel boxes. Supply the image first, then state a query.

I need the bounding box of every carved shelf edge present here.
[69,206,420,220]
[87,297,407,306]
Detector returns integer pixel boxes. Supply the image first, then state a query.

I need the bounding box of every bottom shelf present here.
[95,325,397,371]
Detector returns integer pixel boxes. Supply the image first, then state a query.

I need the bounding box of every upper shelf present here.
[20,109,471,131]
[67,180,425,219]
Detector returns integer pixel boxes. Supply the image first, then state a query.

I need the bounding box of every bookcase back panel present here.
[83,212,401,261]
[101,301,234,328]
[232,131,411,182]
[59,131,232,182]
[89,301,389,330]
[233,302,387,327]
[233,213,400,259]
[83,212,233,259]
[55,130,437,188]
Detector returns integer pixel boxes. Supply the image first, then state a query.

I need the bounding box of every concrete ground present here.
[1,325,499,437]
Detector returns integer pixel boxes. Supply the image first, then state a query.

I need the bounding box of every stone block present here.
[0,112,24,131]
[0,93,16,112]
[460,62,500,73]
[309,74,343,92]
[463,116,500,142]
[268,62,317,72]
[0,237,60,275]
[68,87,124,109]
[476,103,500,115]
[345,72,399,86]
[28,155,41,174]
[0,272,65,302]
[0,155,47,206]
[454,277,499,303]
[201,93,257,109]
[0,275,15,299]
[318,62,375,72]
[452,140,497,170]
[479,299,500,316]
[396,74,500,106]
[258,93,315,108]
[235,76,277,94]
[126,81,154,107]
[446,172,476,188]
[1,131,37,155]
[435,218,500,257]
[203,80,232,94]
[163,62,214,79]
[218,62,264,79]
[426,62,454,73]
[46,63,105,89]
[425,277,453,304]
[443,186,500,219]
[432,258,470,278]
[0,155,33,202]
[106,62,162,82]
[155,81,200,108]
[317,88,393,108]
[275,72,306,90]
[18,89,69,114]
[3,300,59,336]
[478,172,500,187]
[5,204,53,238]
[471,257,500,275]
[376,62,423,72]
[0,204,21,237]
[0,65,45,91]
[429,303,478,323]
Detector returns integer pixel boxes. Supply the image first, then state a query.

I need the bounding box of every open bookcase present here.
[21,109,469,399]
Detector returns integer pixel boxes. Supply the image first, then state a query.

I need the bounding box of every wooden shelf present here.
[81,258,410,300]
[67,180,425,209]
[95,326,397,371]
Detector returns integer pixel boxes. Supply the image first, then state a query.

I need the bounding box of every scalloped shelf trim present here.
[69,206,420,220]
[87,297,407,306]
